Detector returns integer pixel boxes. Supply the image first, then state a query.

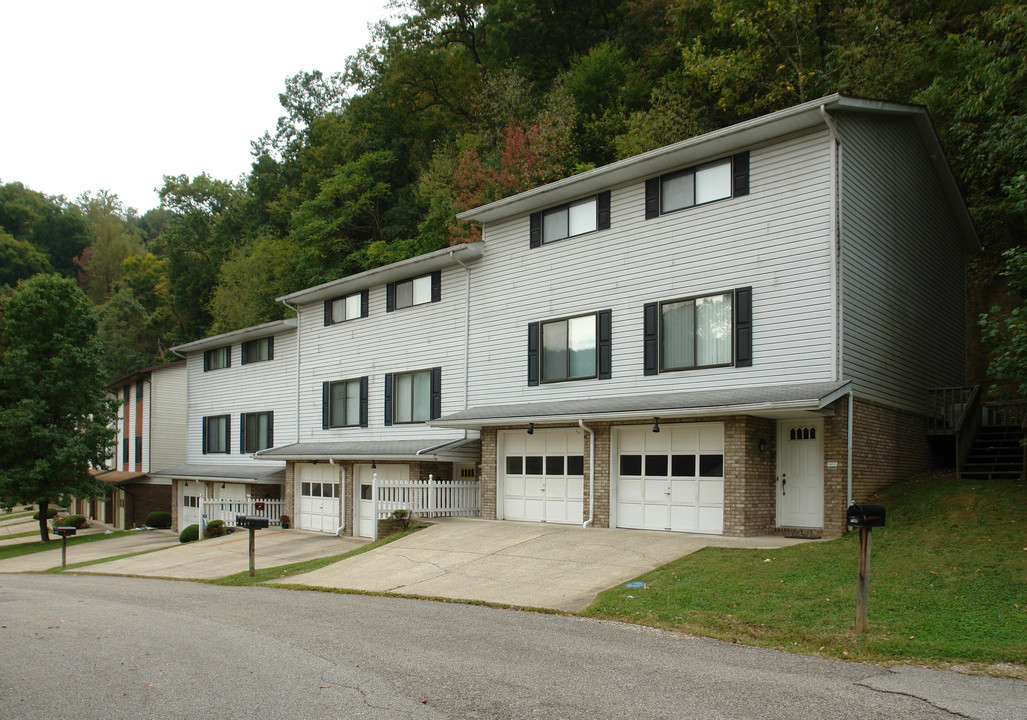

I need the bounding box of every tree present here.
[0,275,118,541]
[0,231,52,287]
[75,190,146,303]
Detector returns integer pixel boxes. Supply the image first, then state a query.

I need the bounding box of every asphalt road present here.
[1,574,1022,720]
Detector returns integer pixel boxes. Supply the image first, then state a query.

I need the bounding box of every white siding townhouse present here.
[431,94,978,539]
[151,319,299,532]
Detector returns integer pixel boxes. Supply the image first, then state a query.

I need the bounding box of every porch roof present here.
[92,470,151,486]
[148,463,286,485]
[429,380,852,428]
[254,437,481,463]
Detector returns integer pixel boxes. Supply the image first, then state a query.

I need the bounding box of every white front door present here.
[777,419,824,528]
[179,483,202,529]
[499,428,584,524]
[615,423,725,534]
[296,463,341,533]
[354,464,409,538]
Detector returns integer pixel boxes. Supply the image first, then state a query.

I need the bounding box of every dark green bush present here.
[33,507,59,520]
[179,524,199,543]
[53,514,88,529]
[146,511,172,529]
[205,519,226,537]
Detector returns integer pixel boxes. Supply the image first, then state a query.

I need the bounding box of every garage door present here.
[615,423,724,534]
[296,462,341,533]
[500,428,584,524]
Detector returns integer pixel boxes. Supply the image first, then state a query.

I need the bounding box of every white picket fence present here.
[201,498,284,528]
[375,475,480,519]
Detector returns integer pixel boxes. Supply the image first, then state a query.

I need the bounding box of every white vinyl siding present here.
[467,128,836,407]
[149,364,187,472]
[836,113,968,412]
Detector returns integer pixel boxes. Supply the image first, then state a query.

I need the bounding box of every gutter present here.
[579,419,595,529]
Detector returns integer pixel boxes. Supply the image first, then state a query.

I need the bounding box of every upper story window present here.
[530,191,610,248]
[527,311,611,386]
[645,152,749,219]
[322,377,368,429]
[240,411,273,453]
[643,287,752,375]
[203,346,231,372]
[324,289,368,326]
[386,271,441,312]
[135,380,144,401]
[385,367,441,425]
[202,414,230,454]
[241,336,274,365]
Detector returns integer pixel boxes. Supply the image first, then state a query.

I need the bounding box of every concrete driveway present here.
[0,529,180,571]
[278,517,809,611]
[73,529,364,580]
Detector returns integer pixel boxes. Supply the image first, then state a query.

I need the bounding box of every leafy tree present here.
[980,244,1027,398]
[0,231,52,287]
[0,275,118,541]
[75,190,146,303]
[0,182,91,277]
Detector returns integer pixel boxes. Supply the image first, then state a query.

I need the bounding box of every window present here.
[645,152,749,218]
[324,290,368,325]
[506,454,584,476]
[135,380,144,401]
[122,438,129,465]
[530,191,610,248]
[322,378,368,429]
[240,411,273,453]
[241,337,274,364]
[387,271,440,312]
[384,367,441,425]
[203,346,231,372]
[527,311,612,385]
[644,287,752,375]
[202,415,230,454]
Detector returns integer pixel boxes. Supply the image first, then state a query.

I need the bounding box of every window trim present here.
[384,367,441,425]
[323,377,369,429]
[645,152,749,219]
[386,271,441,312]
[240,336,274,365]
[201,414,230,455]
[643,287,751,374]
[324,289,369,326]
[203,346,231,372]
[530,191,611,248]
[528,310,612,386]
[240,411,274,454]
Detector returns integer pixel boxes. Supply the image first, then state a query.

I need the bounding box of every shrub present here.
[205,519,226,538]
[33,507,59,520]
[280,514,291,529]
[146,511,172,529]
[53,514,88,529]
[392,508,411,531]
[179,524,199,543]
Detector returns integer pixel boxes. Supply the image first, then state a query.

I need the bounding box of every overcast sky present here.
[0,0,393,214]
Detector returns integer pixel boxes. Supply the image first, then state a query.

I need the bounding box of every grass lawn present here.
[585,474,1026,673]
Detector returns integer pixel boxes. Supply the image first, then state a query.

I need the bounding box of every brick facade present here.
[851,397,932,499]
[124,483,171,528]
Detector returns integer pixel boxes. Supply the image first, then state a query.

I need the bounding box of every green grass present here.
[0,530,39,541]
[0,529,137,562]
[0,510,36,521]
[585,474,1027,671]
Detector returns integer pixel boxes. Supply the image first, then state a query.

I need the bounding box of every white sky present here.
[0,0,394,214]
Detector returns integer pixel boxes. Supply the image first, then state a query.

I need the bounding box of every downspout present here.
[847,390,854,507]
[280,299,301,444]
[450,250,472,441]
[579,419,595,529]
[329,458,346,536]
[171,348,190,526]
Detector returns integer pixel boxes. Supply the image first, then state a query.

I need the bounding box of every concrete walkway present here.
[0,529,180,571]
[278,517,810,611]
[73,528,364,579]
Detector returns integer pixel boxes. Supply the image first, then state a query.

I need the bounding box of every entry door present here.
[777,419,824,528]
[296,463,340,533]
[354,464,409,538]
[179,483,202,529]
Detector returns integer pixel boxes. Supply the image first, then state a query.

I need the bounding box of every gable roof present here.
[456,95,978,251]
[170,318,297,355]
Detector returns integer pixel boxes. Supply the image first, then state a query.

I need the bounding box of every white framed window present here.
[394,369,431,423]
[660,291,733,370]
[203,414,229,454]
[543,197,598,244]
[647,153,748,218]
[241,411,273,453]
[330,292,363,323]
[397,275,431,309]
[330,379,362,428]
[542,314,597,382]
[203,346,230,372]
[241,336,273,364]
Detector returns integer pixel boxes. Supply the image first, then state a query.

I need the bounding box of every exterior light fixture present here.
[652,417,660,433]
[527,423,534,435]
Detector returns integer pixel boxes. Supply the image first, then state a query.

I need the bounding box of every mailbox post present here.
[847,503,886,633]
[54,526,77,568]
[236,515,269,577]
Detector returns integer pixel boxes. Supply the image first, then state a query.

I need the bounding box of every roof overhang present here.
[457,94,979,251]
[277,242,484,306]
[107,360,186,391]
[148,463,286,485]
[429,381,852,429]
[254,437,480,463]
[91,470,150,486]
[171,318,297,355]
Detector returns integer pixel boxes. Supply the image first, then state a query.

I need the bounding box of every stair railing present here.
[954,385,982,478]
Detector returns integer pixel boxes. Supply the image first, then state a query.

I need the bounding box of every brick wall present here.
[723,416,776,537]
[170,479,181,531]
[851,396,932,498]
[481,427,498,520]
[283,462,295,529]
[823,396,850,538]
[124,483,171,528]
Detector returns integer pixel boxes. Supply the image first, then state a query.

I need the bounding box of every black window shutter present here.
[598,310,612,379]
[360,376,369,427]
[431,270,442,303]
[135,436,142,463]
[645,178,660,219]
[322,382,330,430]
[224,417,230,454]
[597,191,611,230]
[225,348,231,369]
[735,286,753,367]
[241,342,249,365]
[267,336,274,361]
[527,322,540,386]
[529,212,541,248]
[384,373,394,426]
[203,350,211,372]
[360,289,369,318]
[386,282,396,312]
[732,152,750,197]
[239,414,247,454]
[123,437,129,464]
[643,302,659,376]
[202,417,208,454]
[267,411,274,448]
[324,299,332,326]
[431,366,442,420]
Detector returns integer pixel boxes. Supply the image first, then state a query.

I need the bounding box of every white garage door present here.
[615,423,724,534]
[296,462,341,533]
[500,428,584,524]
